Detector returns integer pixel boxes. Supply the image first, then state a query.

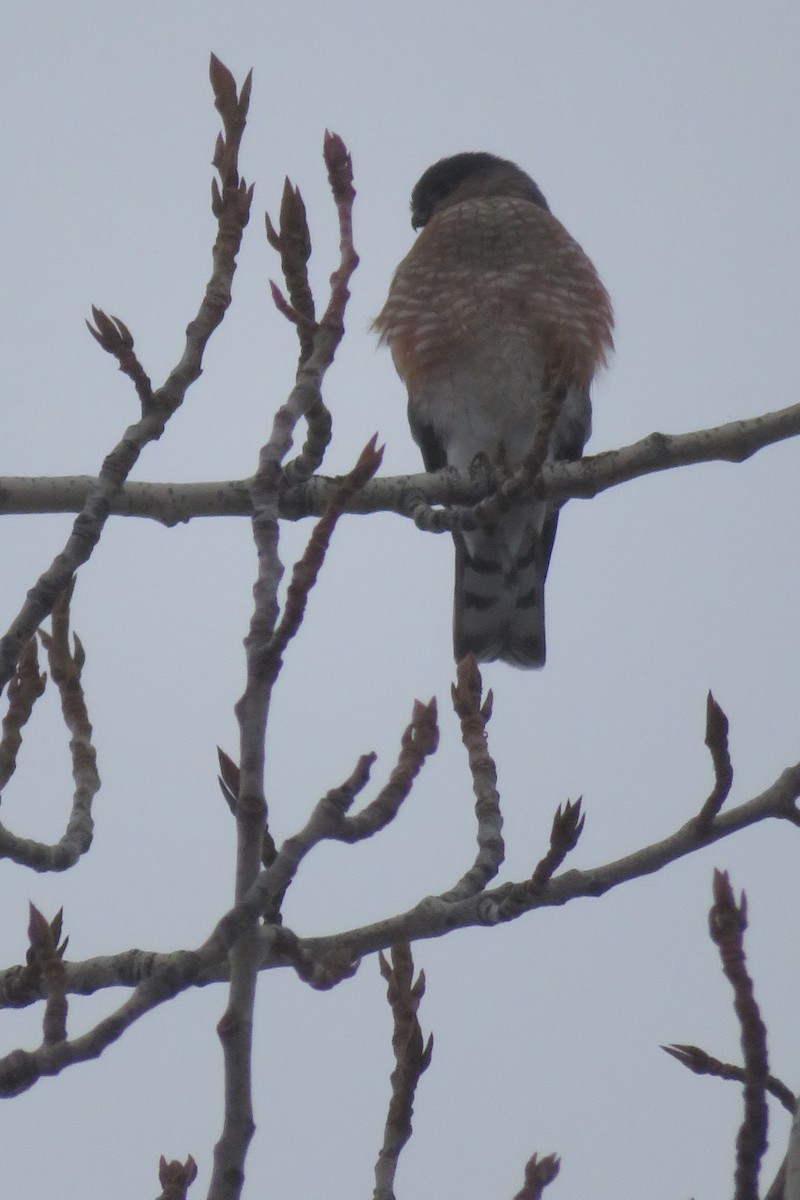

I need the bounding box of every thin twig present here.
[373,942,433,1200]
[0,584,99,871]
[695,691,733,829]
[85,308,152,406]
[270,435,383,662]
[442,656,504,901]
[529,799,586,892]
[267,699,438,902]
[265,178,316,361]
[708,870,769,1200]
[281,130,359,485]
[662,1043,795,1113]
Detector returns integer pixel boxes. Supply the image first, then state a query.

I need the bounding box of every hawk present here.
[374,152,613,667]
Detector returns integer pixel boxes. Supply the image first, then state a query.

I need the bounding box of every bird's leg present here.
[468,450,494,489]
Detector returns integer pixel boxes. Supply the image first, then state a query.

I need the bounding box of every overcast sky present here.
[1,3,799,1197]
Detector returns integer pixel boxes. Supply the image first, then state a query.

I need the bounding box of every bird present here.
[373,152,613,668]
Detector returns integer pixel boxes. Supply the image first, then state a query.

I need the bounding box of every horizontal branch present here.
[2,397,798,527]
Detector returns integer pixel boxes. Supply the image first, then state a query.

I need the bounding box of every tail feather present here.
[453,506,550,668]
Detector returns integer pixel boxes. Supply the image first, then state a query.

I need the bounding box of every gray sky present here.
[1,3,799,1196]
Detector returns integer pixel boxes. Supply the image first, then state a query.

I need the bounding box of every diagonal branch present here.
[296,757,800,966]
[265,697,438,904]
[0,54,253,697]
[270,435,383,663]
[662,1043,795,1113]
[2,744,800,1013]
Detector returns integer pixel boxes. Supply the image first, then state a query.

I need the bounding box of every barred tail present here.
[452,507,548,669]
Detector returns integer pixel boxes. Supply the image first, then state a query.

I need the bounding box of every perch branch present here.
[4,396,799,528]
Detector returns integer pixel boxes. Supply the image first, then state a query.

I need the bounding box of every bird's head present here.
[410,152,550,230]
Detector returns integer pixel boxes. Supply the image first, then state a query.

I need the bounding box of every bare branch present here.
[296,758,800,966]
[2,747,800,1014]
[0,944,200,1097]
[373,942,433,1200]
[333,699,439,844]
[4,396,800,528]
[511,1152,561,1200]
[267,698,438,905]
[0,584,99,871]
[235,130,359,847]
[662,1043,795,1113]
[708,871,769,1200]
[214,129,357,1200]
[0,56,253,696]
[442,656,504,901]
